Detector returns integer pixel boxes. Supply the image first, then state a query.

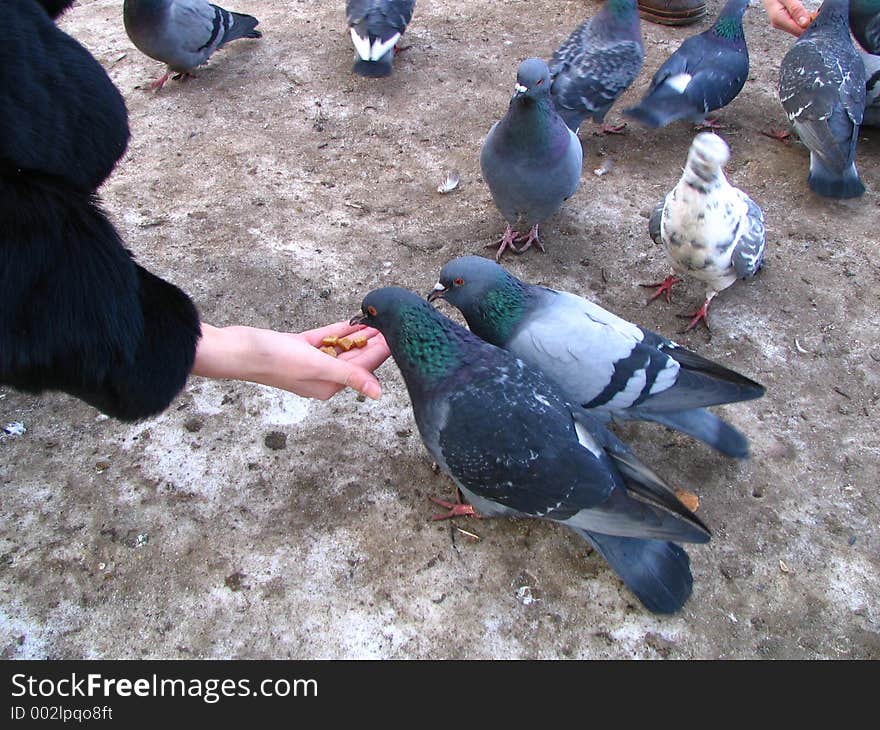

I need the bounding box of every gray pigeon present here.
[779,0,865,198]
[480,58,583,260]
[346,0,415,78]
[862,50,880,126]
[549,0,643,134]
[123,0,261,90]
[850,0,880,54]
[624,0,749,129]
[429,256,765,459]
[645,132,765,331]
[352,287,710,614]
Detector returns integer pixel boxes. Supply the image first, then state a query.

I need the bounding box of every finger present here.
[782,0,810,27]
[338,335,391,372]
[319,355,383,400]
[290,380,345,401]
[772,14,806,35]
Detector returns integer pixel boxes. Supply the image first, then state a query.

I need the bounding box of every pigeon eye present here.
[536,79,543,86]
[454,278,464,286]
[367,305,377,316]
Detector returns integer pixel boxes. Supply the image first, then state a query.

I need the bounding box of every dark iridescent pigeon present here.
[480,58,583,260]
[429,256,764,459]
[624,0,749,129]
[123,0,261,90]
[850,0,880,54]
[346,0,415,78]
[549,0,643,134]
[779,0,865,198]
[644,132,765,331]
[352,287,710,614]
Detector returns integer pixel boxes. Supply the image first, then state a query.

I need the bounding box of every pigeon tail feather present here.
[807,155,865,198]
[222,11,261,44]
[574,529,694,614]
[353,57,394,77]
[640,408,750,459]
[624,91,695,129]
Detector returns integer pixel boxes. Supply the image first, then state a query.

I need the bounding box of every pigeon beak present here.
[513,82,528,96]
[349,312,368,326]
[427,282,447,303]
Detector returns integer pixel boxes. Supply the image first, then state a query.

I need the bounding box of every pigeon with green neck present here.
[480,58,583,261]
[625,0,749,129]
[430,256,764,459]
[352,287,710,614]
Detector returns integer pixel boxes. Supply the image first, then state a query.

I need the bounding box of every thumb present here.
[328,360,382,400]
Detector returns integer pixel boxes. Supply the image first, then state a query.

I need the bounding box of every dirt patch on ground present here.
[1,0,878,658]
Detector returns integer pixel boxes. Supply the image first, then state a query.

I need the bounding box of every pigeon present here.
[850,0,880,54]
[778,0,865,198]
[123,0,262,90]
[624,0,749,129]
[480,58,583,260]
[644,132,765,331]
[346,0,415,78]
[429,256,765,459]
[352,287,710,614]
[862,50,880,126]
[549,0,643,134]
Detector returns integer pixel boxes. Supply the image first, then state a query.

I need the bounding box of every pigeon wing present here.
[731,194,765,280]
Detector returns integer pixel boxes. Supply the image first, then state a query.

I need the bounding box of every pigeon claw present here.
[641,275,681,304]
[761,129,791,144]
[598,122,627,135]
[696,116,723,130]
[489,225,523,261]
[489,225,544,260]
[678,299,712,332]
[428,495,479,521]
[513,224,544,254]
[148,69,173,91]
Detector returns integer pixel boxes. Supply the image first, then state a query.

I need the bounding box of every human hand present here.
[762,0,812,36]
[283,321,390,400]
[192,321,390,401]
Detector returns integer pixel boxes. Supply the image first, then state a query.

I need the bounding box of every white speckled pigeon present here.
[352,287,710,614]
[123,0,261,91]
[429,256,765,458]
[549,0,643,134]
[850,0,880,54]
[644,132,765,331]
[481,58,583,261]
[624,0,749,129]
[779,0,865,198]
[861,50,880,126]
[346,0,415,78]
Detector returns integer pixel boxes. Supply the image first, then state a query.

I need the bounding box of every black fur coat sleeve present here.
[0,1,201,421]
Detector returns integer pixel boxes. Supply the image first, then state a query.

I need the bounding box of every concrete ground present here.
[1,0,878,659]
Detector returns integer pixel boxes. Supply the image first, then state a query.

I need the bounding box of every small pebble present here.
[184,417,204,433]
[264,431,287,451]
